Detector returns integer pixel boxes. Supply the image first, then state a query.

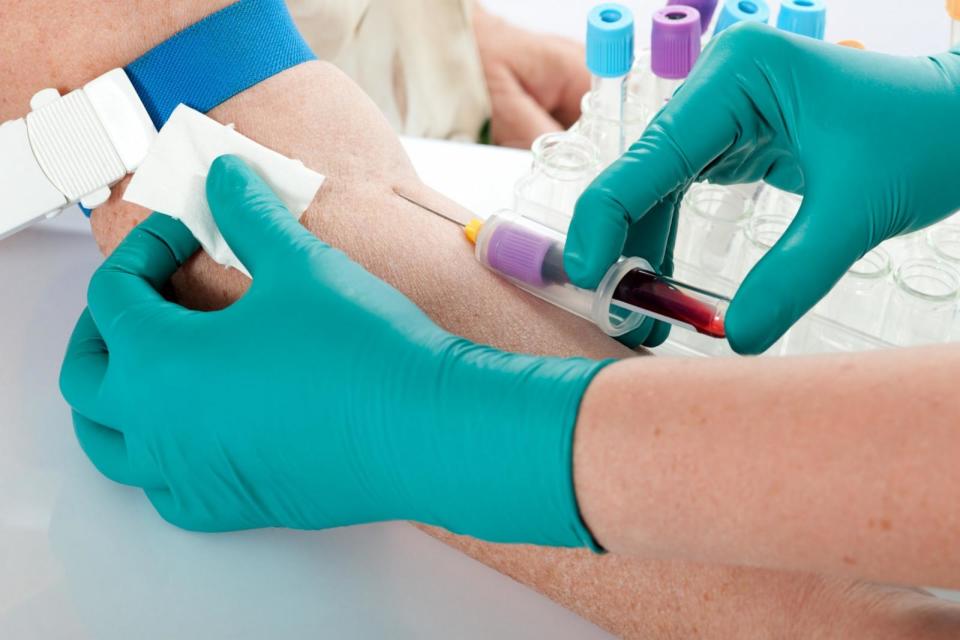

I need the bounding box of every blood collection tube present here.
[612,268,728,338]
[468,212,729,339]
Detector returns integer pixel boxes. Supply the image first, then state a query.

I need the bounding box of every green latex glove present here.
[60,155,607,548]
[565,24,960,354]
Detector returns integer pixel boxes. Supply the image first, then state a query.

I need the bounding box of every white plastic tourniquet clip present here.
[0,68,157,240]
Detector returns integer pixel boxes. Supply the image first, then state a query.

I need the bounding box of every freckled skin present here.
[576,350,960,588]
[5,2,960,637]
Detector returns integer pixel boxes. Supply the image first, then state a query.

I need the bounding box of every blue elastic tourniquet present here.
[125,0,316,129]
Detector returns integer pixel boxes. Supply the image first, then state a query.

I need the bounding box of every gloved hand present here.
[564,23,960,354]
[60,155,607,547]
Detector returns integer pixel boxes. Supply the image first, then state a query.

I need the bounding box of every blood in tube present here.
[612,268,727,338]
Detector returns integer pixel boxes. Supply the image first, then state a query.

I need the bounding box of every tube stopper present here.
[713,0,770,36]
[777,0,827,40]
[667,0,718,32]
[586,3,635,78]
[652,6,703,80]
[486,223,555,287]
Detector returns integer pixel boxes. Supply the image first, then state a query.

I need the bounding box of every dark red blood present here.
[613,269,726,339]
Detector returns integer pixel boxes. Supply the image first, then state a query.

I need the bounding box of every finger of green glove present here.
[615,317,670,350]
[616,196,681,349]
[72,411,166,490]
[145,487,249,532]
[565,97,739,289]
[643,320,672,348]
[564,185,630,289]
[206,155,321,278]
[87,213,198,341]
[621,195,680,275]
[726,194,867,355]
[616,316,656,349]
[60,308,110,424]
[144,489,193,531]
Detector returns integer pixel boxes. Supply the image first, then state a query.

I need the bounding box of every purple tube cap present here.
[667,0,718,32]
[487,223,554,287]
[651,5,702,80]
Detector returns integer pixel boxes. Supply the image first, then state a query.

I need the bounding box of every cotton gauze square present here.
[124,104,325,276]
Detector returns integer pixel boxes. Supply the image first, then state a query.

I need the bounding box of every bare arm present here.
[577,347,960,588]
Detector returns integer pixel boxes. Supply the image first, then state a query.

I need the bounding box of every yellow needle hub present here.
[464,218,484,245]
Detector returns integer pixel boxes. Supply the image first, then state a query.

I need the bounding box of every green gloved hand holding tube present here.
[564,24,960,355]
[59,155,606,547]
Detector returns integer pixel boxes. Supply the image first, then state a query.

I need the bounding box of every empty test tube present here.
[513,132,600,232]
[927,222,960,264]
[578,91,649,169]
[738,213,791,281]
[470,212,729,339]
[585,4,635,162]
[586,7,633,123]
[883,258,960,346]
[676,183,753,283]
[817,247,892,337]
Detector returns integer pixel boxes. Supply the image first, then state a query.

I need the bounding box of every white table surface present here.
[0,138,611,640]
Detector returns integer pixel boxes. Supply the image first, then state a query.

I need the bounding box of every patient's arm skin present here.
[5,3,959,637]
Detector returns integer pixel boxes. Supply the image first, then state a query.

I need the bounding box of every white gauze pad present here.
[124,104,325,276]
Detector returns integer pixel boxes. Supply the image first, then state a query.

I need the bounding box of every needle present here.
[395,191,467,228]
[395,189,486,245]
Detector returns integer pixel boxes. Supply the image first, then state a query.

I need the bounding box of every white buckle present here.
[0,68,157,240]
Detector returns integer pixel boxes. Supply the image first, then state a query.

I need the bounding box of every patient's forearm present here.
[577,349,960,588]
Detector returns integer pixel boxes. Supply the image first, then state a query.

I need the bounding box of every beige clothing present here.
[287,0,491,141]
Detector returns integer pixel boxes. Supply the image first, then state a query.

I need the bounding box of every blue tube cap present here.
[713,0,770,36]
[777,0,827,40]
[586,3,635,78]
